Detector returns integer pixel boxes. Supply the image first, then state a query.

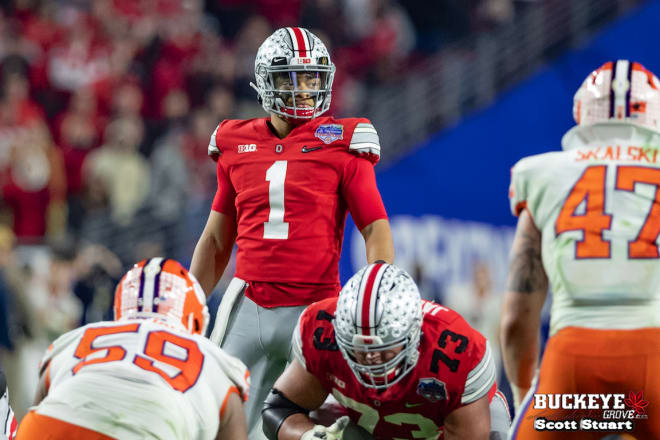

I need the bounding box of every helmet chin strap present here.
[274,96,315,125]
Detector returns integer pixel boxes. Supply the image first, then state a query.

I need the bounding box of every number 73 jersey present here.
[292,298,496,439]
[509,123,660,334]
[210,116,387,288]
[33,319,249,440]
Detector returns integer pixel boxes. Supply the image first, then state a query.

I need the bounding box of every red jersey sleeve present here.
[341,156,388,231]
[294,299,338,374]
[211,159,236,216]
[419,303,497,413]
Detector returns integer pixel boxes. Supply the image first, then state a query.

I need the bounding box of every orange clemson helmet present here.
[114,258,209,336]
[573,60,660,132]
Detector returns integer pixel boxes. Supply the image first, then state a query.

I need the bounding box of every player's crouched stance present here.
[17,258,249,440]
[262,263,511,439]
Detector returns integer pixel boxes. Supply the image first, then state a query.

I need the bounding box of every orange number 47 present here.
[555,165,660,259]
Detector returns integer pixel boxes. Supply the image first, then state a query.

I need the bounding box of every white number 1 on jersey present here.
[264,160,289,239]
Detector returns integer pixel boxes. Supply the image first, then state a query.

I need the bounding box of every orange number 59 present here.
[73,324,204,392]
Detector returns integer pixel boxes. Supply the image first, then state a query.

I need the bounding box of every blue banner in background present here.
[337,0,660,387]
[349,215,514,301]
[340,0,660,286]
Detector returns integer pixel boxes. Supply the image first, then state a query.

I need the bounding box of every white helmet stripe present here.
[139,257,165,313]
[300,28,312,54]
[285,27,298,52]
[625,61,633,117]
[286,28,298,54]
[611,60,631,119]
[355,263,386,336]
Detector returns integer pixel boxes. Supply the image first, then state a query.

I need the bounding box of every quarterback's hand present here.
[300,416,349,440]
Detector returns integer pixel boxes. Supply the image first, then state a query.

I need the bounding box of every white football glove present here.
[301,416,350,440]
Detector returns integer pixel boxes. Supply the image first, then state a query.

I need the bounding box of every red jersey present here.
[293,298,497,440]
[210,116,387,307]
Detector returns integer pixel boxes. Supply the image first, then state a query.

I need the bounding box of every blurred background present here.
[0,0,656,420]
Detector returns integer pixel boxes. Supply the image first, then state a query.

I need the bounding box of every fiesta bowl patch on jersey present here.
[315,124,343,144]
[417,378,448,403]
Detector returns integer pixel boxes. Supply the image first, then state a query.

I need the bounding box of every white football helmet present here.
[250,27,335,122]
[334,263,422,389]
[573,60,660,133]
[114,258,209,336]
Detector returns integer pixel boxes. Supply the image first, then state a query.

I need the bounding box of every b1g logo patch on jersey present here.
[238,144,257,153]
[417,378,447,402]
[315,124,343,144]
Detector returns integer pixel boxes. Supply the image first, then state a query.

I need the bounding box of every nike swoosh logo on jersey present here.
[405,402,424,408]
[301,145,322,153]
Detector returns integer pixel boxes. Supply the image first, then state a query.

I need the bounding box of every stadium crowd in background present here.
[0,0,521,421]
[0,0,520,254]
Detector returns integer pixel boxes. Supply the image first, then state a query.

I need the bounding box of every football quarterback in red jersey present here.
[190,27,394,438]
[263,263,511,440]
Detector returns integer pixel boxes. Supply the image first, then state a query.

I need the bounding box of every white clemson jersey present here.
[33,318,249,440]
[510,122,660,335]
[1,368,17,440]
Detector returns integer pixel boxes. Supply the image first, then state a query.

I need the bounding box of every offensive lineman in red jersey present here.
[263,263,511,440]
[190,27,394,439]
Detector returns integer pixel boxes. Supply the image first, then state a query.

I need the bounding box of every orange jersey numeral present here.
[616,166,660,258]
[73,323,140,374]
[556,165,660,259]
[72,324,204,392]
[134,330,204,392]
[555,165,612,258]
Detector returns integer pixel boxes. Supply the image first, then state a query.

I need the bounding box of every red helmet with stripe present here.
[250,27,335,123]
[334,263,423,389]
[114,258,209,336]
[573,60,660,133]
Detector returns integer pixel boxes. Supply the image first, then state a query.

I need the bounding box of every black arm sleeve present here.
[262,388,310,440]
